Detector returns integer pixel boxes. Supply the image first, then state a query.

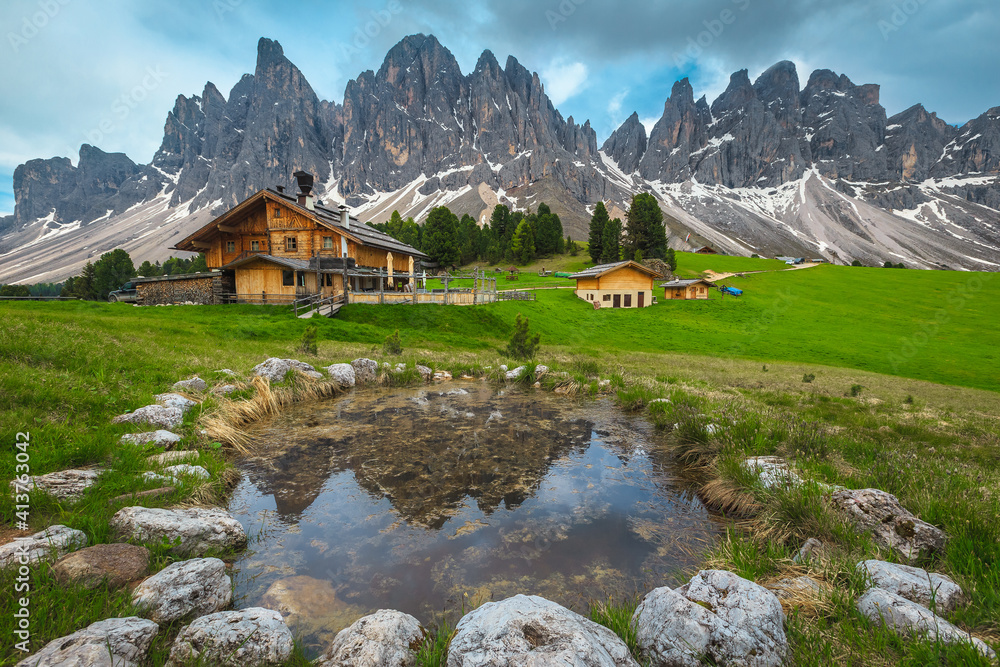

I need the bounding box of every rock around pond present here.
[227,383,725,656]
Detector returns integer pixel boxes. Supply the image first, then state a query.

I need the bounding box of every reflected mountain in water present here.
[228,384,723,657]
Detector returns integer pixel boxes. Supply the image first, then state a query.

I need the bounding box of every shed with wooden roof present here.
[660,278,716,300]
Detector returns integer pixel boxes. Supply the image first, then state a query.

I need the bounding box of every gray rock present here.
[16,616,158,667]
[351,358,378,384]
[52,543,150,590]
[212,383,239,395]
[793,537,825,563]
[447,594,638,666]
[857,587,994,659]
[499,365,508,372]
[325,363,356,387]
[215,369,239,377]
[505,366,526,381]
[633,569,787,667]
[110,506,247,557]
[164,464,211,480]
[167,607,294,666]
[252,357,319,383]
[742,456,802,489]
[602,111,648,173]
[315,609,424,667]
[831,488,946,562]
[173,377,208,392]
[142,472,178,485]
[132,557,232,623]
[432,370,452,382]
[121,430,181,448]
[535,364,549,376]
[149,450,199,465]
[10,468,101,501]
[112,405,184,429]
[0,525,88,570]
[416,365,432,381]
[155,392,198,412]
[858,560,967,613]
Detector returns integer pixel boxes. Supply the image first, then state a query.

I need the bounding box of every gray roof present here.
[265,189,428,259]
[220,254,310,271]
[569,260,661,280]
[660,279,714,287]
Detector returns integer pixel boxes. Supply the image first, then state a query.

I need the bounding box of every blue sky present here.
[1,0,998,216]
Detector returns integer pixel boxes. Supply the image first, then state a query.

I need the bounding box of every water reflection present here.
[228,383,723,655]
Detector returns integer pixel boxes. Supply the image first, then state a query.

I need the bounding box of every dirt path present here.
[704,262,819,282]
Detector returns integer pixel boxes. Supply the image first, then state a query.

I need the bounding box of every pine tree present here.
[625,193,667,259]
[136,260,157,277]
[93,249,136,299]
[665,247,677,273]
[535,203,564,256]
[601,218,622,263]
[510,220,535,265]
[489,204,510,238]
[423,206,461,266]
[504,313,541,360]
[588,201,609,263]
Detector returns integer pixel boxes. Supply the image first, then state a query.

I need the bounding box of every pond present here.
[227,382,723,654]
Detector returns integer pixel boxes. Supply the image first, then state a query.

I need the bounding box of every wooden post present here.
[342,255,349,305]
[443,276,449,305]
[379,271,384,304]
[472,268,477,305]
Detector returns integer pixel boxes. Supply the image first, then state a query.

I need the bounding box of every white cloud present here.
[607,88,628,117]
[639,116,659,135]
[539,59,589,105]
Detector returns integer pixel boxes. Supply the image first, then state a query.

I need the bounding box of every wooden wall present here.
[598,267,655,290]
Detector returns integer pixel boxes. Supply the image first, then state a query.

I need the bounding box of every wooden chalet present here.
[171,172,427,303]
[569,260,663,309]
[661,278,715,300]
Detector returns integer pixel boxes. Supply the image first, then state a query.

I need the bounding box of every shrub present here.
[850,384,864,397]
[802,373,815,383]
[383,330,403,356]
[851,260,863,267]
[300,324,318,355]
[504,313,540,360]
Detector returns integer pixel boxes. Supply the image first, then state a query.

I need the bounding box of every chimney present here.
[293,170,314,210]
[339,204,350,230]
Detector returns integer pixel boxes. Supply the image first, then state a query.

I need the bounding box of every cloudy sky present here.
[1,0,997,215]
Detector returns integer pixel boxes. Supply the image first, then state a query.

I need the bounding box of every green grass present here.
[672,251,792,277]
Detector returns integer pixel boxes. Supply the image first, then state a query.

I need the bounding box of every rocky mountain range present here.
[1,34,998,283]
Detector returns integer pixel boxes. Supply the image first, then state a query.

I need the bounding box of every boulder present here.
[0,525,88,570]
[149,450,199,465]
[163,464,210,480]
[213,384,240,395]
[505,366,526,381]
[132,557,232,623]
[15,617,158,667]
[447,594,638,666]
[633,569,787,667]
[535,364,549,376]
[351,358,378,384]
[416,365,432,381]
[121,430,181,448]
[252,358,319,383]
[315,609,425,667]
[52,543,150,590]
[113,404,184,429]
[155,393,198,412]
[325,363,357,387]
[10,468,101,501]
[215,368,239,377]
[793,537,825,563]
[433,370,452,382]
[394,362,407,373]
[167,607,294,666]
[858,560,966,613]
[110,506,247,557]
[856,587,994,659]
[173,377,208,392]
[142,472,178,486]
[742,456,802,489]
[831,488,946,562]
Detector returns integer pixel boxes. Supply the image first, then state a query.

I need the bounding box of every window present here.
[282,270,294,286]
[624,294,632,307]
[602,294,611,302]
[323,274,334,287]
[285,236,297,251]
[323,236,333,250]
[274,208,282,219]
[250,240,260,252]
[226,240,235,253]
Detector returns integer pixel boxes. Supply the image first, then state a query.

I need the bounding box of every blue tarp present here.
[722,286,743,296]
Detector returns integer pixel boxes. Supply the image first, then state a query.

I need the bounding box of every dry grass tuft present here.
[700,478,761,515]
[200,373,342,454]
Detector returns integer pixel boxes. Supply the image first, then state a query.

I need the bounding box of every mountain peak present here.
[256,37,285,68]
[670,78,695,106]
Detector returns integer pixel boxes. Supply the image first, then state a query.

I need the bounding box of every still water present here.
[227,382,723,653]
